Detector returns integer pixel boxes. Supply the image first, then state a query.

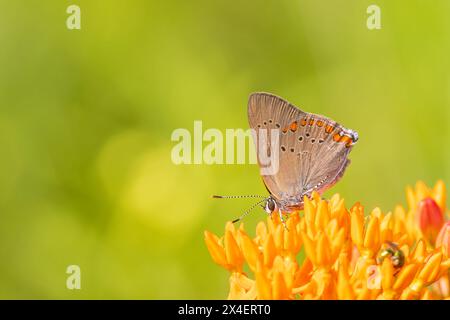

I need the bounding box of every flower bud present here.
[418,198,444,244]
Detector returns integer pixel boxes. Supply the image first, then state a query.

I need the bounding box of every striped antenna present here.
[212,194,266,199]
[232,199,267,224]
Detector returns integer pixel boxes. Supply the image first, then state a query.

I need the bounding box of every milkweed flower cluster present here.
[204,181,450,299]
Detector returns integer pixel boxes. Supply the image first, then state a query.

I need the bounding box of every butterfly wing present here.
[248,93,306,203]
[248,92,356,206]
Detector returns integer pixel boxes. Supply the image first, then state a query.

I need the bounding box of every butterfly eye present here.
[298,136,303,141]
[269,119,273,123]
[281,146,286,152]
[290,148,294,152]
[265,198,276,213]
[275,123,280,128]
[311,139,315,143]
[306,133,310,137]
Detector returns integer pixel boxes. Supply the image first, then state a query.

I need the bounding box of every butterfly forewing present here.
[248,93,305,203]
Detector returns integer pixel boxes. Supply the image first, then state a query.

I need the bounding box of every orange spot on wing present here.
[301,118,307,126]
[317,120,324,127]
[339,135,352,147]
[325,125,334,134]
[309,119,315,126]
[333,133,342,142]
[289,121,298,132]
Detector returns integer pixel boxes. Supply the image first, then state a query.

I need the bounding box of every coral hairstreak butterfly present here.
[214,92,358,226]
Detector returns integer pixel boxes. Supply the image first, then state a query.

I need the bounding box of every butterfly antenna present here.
[212,195,266,199]
[231,199,267,224]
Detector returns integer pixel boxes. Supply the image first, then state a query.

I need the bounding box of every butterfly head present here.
[263,197,278,215]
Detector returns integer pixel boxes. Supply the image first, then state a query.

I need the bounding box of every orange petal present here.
[316,232,332,267]
[356,286,371,300]
[204,230,228,268]
[263,234,277,267]
[420,289,434,300]
[315,200,330,231]
[304,196,316,236]
[238,230,261,272]
[311,191,321,203]
[337,254,355,299]
[410,239,426,263]
[256,260,272,299]
[432,180,446,214]
[225,230,243,271]
[364,216,380,254]
[400,287,419,300]
[255,221,267,244]
[393,205,407,235]
[418,252,442,284]
[284,217,299,254]
[283,258,297,290]
[241,282,257,300]
[272,255,285,272]
[331,228,346,261]
[331,198,346,223]
[326,219,338,239]
[225,221,236,234]
[274,224,284,251]
[415,181,430,202]
[301,230,316,266]
[406,186,417,211]
[380,212,393,243]
[393,264,419,291]
[228,273,247,299]
[234,272,254,290]
[371,207,383,220]
[329,193,341,209]
[294,258,313,287]
[272,271,289,299]
[350,205,364,248]
[381,258,394,291]
[436,221,450,258]
[267,215,276,234]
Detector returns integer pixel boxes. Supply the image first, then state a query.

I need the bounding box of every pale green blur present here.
[0,0,448,299]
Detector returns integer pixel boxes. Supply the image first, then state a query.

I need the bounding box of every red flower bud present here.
[419,198,444,244]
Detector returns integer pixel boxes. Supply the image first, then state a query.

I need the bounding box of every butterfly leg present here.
[278,209,289,231]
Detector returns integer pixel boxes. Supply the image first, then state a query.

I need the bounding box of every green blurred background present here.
[0,0,448,299]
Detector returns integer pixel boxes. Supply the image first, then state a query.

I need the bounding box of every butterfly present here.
[214,92,358,225]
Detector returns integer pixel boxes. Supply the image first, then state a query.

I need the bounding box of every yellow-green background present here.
[0,0,448,299]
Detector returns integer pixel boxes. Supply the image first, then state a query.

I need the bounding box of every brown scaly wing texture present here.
[248,92,355,207]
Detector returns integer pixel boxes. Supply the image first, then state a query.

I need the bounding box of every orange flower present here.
[205,181,450,300]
